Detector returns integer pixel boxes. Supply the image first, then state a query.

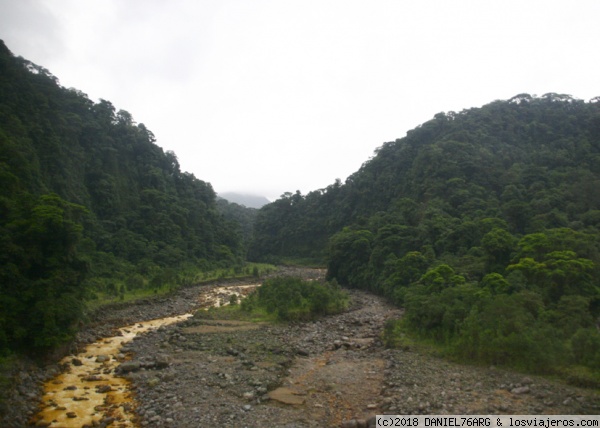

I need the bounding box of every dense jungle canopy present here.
[0,40,247,354]
[250,92,600,375]
[2,36,600,379]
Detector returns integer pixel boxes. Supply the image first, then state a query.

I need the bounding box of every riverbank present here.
[0,267,304,427]
[120,289,600,427]
[2,267,599,427]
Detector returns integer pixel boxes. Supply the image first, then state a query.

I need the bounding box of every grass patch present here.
[87,285,170,309]
[86,262,278,311]
[278,257,326,268]
[194,302,277,323]
[559,366,600,389]
[382,318,442,355]
[383,318,600,389]
[194,263,278,284]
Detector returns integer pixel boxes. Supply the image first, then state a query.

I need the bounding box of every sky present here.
[1,1,599,201]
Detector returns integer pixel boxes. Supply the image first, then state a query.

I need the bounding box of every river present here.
[31,283,259,427]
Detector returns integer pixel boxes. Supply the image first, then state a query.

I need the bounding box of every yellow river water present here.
[32,284,259,427]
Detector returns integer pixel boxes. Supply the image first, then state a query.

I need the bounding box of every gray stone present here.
[522,377,534,385]
[296,349,309,357]
[511,386,530,395]
[154,354,170,369]
[118,361,141,373]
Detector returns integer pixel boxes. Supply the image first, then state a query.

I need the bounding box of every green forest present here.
[2,37,600,384]
[250,93,600,382]
[0,40,256,355]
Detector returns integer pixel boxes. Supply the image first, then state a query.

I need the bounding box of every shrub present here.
[242,276,349,321]
[570,328,600,368]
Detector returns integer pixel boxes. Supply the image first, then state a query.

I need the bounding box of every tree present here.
[326,228,373,288]
[481,227,516,272]
[418,264,465,292]
[0,193,89,351]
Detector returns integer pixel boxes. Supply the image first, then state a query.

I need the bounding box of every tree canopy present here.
[0,40,245,354]
[250,91,600,375]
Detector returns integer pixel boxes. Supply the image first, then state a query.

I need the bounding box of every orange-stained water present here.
[32,283,259,427]
[33,314,192,427]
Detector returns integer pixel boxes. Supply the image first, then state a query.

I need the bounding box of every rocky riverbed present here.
[1,267,599,427]
[118,289,600,427]
[0,267,316,427]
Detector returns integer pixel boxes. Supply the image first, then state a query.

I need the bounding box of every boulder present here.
[118,361,141,373]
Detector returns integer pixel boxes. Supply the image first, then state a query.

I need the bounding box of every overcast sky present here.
[1,0,599,200]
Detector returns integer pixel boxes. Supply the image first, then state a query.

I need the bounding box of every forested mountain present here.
[0,41,243,354]
[216,197,258,247]
[250,93,600,376]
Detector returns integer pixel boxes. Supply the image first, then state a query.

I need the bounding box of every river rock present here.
[118,361,141,373]
[511,386,530,395]
[83,375,103,381]
[147,377,160,387]
[296,348,309,357]
[154,354,170,369]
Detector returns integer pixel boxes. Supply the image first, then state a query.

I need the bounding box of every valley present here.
[17,268,600,427]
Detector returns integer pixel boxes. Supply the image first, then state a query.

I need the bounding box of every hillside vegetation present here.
[0,41,252,354]
[250,93,600,379]
[2,35,599,383]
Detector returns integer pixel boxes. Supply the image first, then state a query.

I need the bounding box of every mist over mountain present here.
[219,192,270,209]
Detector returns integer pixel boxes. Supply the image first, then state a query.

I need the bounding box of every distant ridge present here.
[219,192,270,208]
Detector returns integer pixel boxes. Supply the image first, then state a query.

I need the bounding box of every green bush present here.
[451,293,567,372]
[570,328,600,368]
[242,276,349,321]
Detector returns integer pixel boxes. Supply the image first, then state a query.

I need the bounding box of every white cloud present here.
[1,0,599,200]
